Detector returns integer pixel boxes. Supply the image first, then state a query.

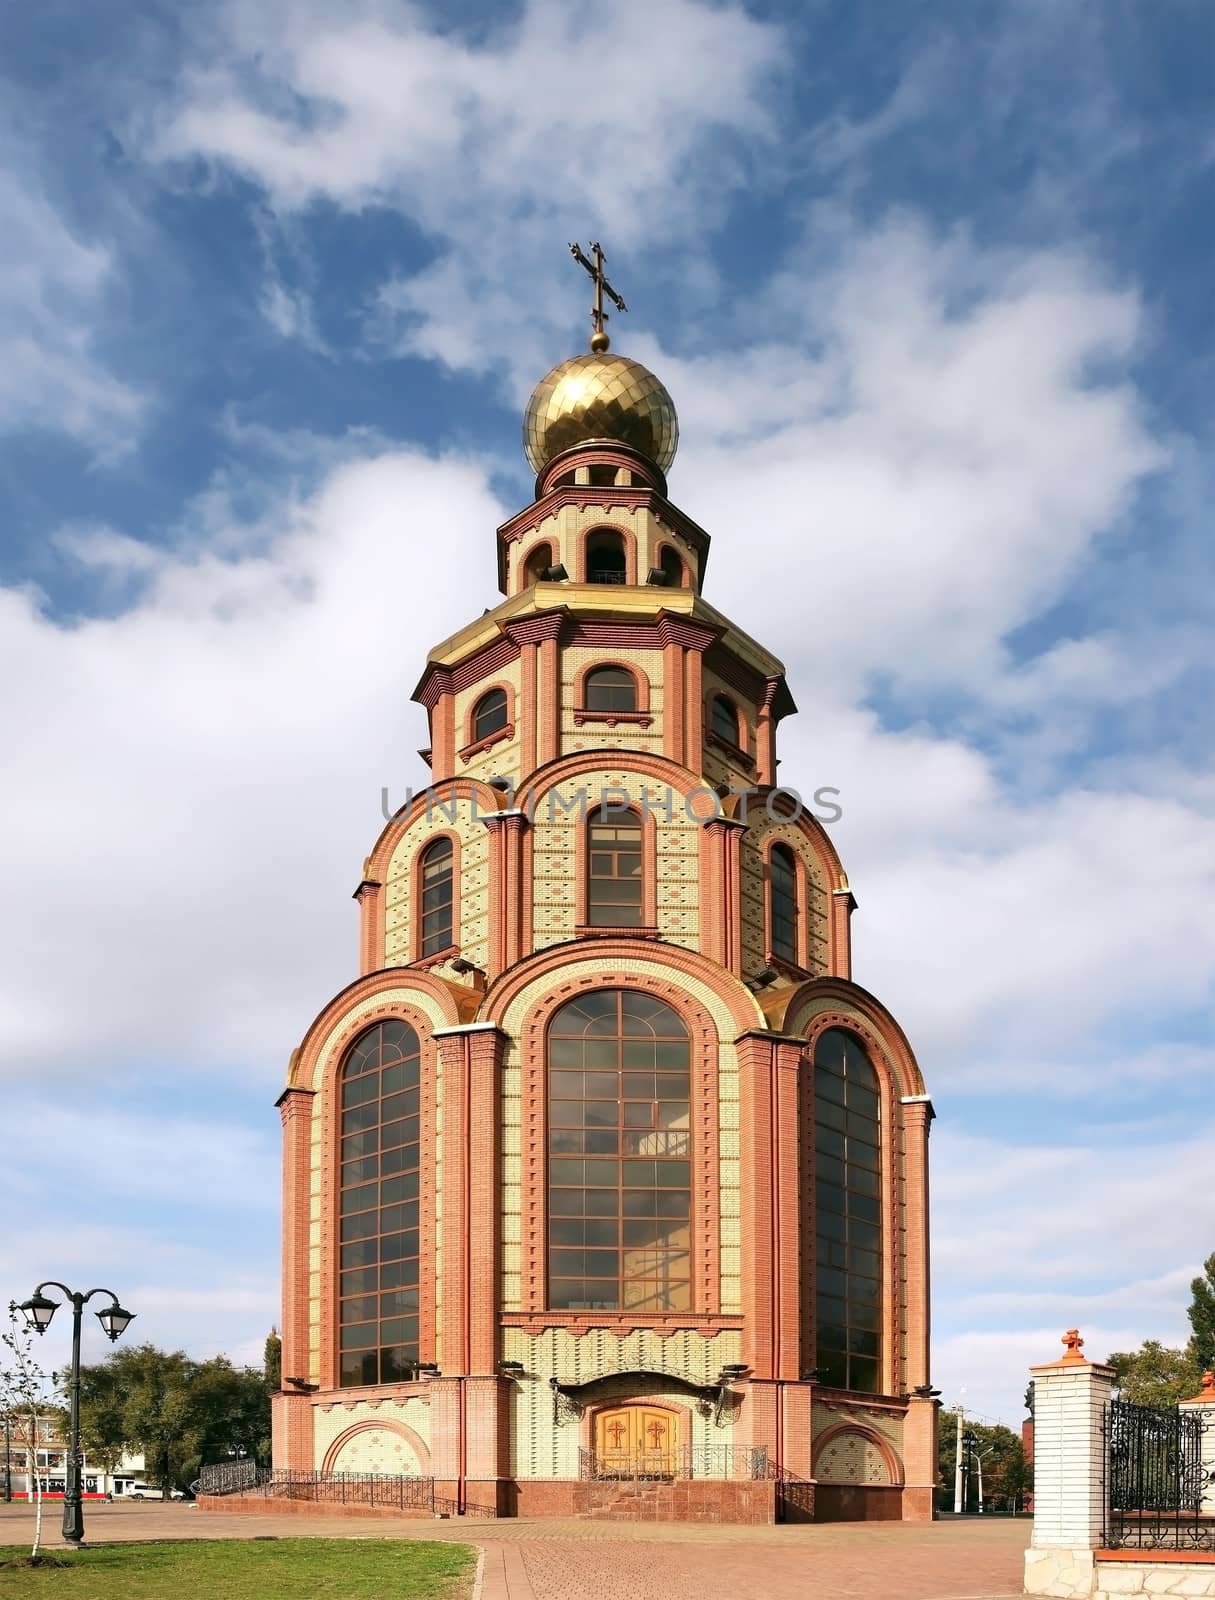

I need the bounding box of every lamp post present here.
[961,1428,977,1515]
[3,1409,11,1502]
[16,1284,134,1545]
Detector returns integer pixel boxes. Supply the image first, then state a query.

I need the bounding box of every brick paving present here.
[0,1502,1029,1599]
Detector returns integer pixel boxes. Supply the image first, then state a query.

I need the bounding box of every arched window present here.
[586,808,643,926]
[419,838,454,956]
[659,545,684,587]
[584,666,637,713]
[524,543,552,585]
[338,1020,422,1387]
[769,844,799,964]
[472,687,509,742]
[710,694,740,747]
[814,1028,882,1393]
[548,990,691,1312]
[586,529,627,585]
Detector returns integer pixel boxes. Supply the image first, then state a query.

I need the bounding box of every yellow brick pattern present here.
[455,657,523,785]
[384,802,491,971]
[529,767,702,952]
[739,819,829,976]
[560,644,664,759]
[503,1327,742,1479]
[311,1396,432,1468]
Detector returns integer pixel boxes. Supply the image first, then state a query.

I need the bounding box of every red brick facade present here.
[274,349,936,1523]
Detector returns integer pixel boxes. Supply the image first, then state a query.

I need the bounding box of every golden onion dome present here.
[522,351,679,476]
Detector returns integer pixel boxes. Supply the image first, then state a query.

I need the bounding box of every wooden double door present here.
[594,1405,679,1478]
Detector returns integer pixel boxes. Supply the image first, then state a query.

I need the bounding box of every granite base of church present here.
[1025,1548,1215,1598]
[199,1477,834,1524]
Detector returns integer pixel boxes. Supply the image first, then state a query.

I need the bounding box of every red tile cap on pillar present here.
[1059,1329,1087,1364]
[1182,1370,1215,1404]
[1030,1328,1092,1373]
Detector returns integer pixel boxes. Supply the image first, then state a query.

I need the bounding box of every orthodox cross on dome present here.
[570,241,627,353]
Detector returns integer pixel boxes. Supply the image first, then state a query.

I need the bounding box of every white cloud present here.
[0,447,502,1077]
[154,0,784,376]
[0,159,145,452]
[931,1125,1215,1422]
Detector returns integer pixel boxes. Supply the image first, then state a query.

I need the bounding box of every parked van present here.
[127,1483,186,1501]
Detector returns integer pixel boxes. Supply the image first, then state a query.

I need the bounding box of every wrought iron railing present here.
[1104,1398,1215,1551]
[197,1465,435,1513]
[579,1443,771,1481]
[196,1459,261,1496]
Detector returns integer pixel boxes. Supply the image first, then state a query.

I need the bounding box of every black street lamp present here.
[3,1409,11,1503]
[16,1283,135,1545]
[961,1428,977,1515]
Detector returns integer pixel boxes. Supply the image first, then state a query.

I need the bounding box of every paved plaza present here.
[0,1501,1029,1599]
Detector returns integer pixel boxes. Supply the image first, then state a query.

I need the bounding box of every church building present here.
[273,251,937,1523]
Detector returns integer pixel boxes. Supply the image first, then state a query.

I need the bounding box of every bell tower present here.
[272,249,937,1523]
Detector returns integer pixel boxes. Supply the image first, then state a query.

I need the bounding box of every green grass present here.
[0,1537,476,1598]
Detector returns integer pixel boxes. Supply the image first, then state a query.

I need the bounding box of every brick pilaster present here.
[481,812,530,975]
[276,1086,316,1401]
[901,1096,934,1394]
[352,879,382,976]
[737,1032,805,1381]
[433,1023,506,1378]
[830,885,855,979]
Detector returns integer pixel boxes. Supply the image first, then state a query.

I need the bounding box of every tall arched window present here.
[814,1028,882,1393]
[548,990,691,1312]
[584,666,637,713]
[769,844,799,964]
[338,1020,422,1386]
[472,687,508,741]
[419,838,454,955]
[586,808,643,926]
[710,694,740,746]
[659,545,684,587]
[586,529,627,584]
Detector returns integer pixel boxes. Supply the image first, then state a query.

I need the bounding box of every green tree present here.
[1106,1340,1203,1407]
[1187,1253,1215,1373]
[937,1411,1031,1512]
[263,1327,281,1393]
[75,1345,272,1498]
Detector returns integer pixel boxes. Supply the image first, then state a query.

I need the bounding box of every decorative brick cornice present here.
[656,612,719,652]
[502,611,569,646]
[275,1084,316,1115]
[502,1314,742,1338]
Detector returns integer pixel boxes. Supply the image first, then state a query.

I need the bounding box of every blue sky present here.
[1,0,1212,1424]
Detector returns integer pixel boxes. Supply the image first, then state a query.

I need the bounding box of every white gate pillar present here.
[1023,1329,1113,1599]
[1178,1371,1215,1516]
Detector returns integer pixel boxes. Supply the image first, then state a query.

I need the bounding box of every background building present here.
[273,294,936,1522]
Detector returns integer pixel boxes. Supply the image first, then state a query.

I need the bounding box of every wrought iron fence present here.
[196,1459,261,1496]
[579,1443,771,1481]
[197,1464,435,1513]
[1104,1398,1215,1551]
